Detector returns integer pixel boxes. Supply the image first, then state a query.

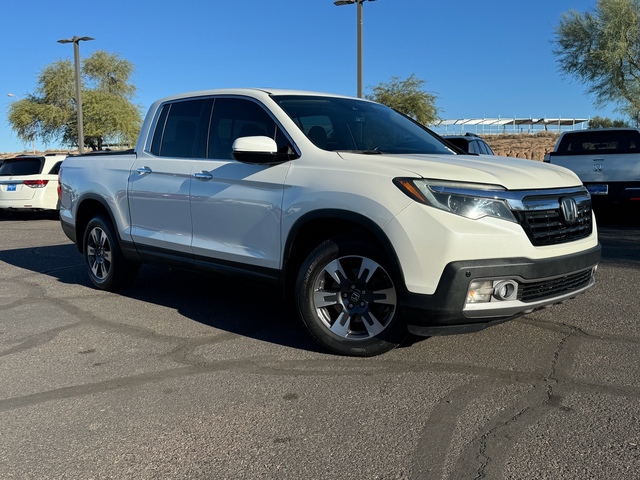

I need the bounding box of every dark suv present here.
[442,133,495,155]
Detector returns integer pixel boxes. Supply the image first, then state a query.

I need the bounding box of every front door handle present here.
[193,171,213,180]
[136,166,152,175]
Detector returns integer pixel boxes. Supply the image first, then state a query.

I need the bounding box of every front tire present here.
[295,236,405,356]
[83,215,139,291]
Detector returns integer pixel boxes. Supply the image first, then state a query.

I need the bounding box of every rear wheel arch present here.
[82,214,139,291]
[74,196,118,253]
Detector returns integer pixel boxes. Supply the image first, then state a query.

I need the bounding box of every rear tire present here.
[295,236,406,356]
[83,215,139,291]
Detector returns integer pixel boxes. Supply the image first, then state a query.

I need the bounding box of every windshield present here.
[273,95,455,155]
[556,130,640,155]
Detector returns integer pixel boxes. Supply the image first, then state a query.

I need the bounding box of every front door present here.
[190,97,292,271]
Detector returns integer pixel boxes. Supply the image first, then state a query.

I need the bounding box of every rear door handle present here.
[136,166,152,175]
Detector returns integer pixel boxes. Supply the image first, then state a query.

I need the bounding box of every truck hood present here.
[337,152,582,190]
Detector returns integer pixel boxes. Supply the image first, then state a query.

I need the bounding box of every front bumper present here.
[401,244,601,336]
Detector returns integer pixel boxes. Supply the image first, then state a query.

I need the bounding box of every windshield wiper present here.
[337,149,383,155]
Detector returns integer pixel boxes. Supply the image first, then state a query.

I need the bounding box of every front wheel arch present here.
[283,211,405,300]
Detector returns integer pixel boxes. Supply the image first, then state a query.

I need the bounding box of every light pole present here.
[334,0,376,98]
[57,36,94,154]
[7,93,36,153]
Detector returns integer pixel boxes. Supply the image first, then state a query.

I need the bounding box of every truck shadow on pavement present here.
[0,210,60,221]
[7,208,635,354]
[129,264,327,354]
[0,242,365,355]
[593,206,640,266]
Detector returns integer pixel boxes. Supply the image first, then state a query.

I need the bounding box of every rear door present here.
[128,98,212,257]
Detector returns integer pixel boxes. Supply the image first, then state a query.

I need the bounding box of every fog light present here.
[467,279,520,304]
[493,280,518,301]
[467,280,494,303]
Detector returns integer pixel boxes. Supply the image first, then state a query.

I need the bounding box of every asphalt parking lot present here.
[0,209,638,479]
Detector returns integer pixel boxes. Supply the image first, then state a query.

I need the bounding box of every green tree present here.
[588,115,631,128]
[553,0,640,117]
[366,74,439,125]
[7,50,142,151]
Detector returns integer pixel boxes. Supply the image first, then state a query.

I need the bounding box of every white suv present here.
[0,154,66,211]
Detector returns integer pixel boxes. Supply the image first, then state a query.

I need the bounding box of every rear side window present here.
[150,98,212,158]
[0,157,43,176]
[48,161,63,175]
[477,140,494,155]
[556,130,640,155]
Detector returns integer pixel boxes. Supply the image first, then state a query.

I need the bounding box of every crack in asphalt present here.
[472,323,577,479]
[474,404,530,480]
[413,316,640,480]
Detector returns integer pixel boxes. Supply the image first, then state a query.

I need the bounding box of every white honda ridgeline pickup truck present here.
[59,89,601,356]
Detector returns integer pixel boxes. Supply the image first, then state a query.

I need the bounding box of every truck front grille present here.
[518,268,594,302]
[512,189,593,247]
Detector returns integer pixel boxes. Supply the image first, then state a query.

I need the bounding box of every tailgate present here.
[0,181,36,200]
[549,153,640,183]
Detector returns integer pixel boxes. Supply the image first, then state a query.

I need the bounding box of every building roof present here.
[436,117,588,127]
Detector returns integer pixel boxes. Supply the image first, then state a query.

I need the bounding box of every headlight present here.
[394,178,517,222]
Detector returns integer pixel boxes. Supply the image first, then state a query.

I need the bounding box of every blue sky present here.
[0,0,617,153]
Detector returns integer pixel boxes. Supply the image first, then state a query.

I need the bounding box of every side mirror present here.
[232,136,282,164]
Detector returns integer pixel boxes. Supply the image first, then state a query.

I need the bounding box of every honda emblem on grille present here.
[560,197,579,224]
[593,163,604,172]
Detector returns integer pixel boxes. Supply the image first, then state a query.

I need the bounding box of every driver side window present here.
[207,98,292,159]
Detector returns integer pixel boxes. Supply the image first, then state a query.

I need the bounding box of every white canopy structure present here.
[434,117,589,135]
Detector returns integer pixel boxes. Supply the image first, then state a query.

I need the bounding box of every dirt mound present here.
[483,132,560,161]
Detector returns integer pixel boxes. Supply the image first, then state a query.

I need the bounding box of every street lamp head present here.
[334,0,376,4]
[57,36,95,44]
